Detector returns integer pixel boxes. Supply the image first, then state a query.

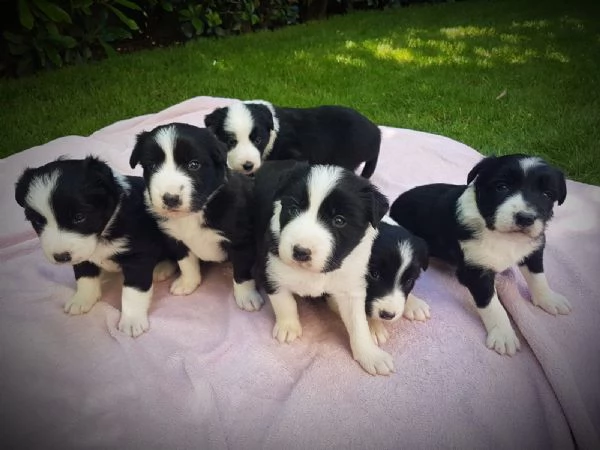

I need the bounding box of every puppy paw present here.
[64,292,99,315]
[486,324,521,356]
[354,346,395,376]
[169,273,201,296]
[233,281,264,311]
[153,260,177,282]
[273,319,302,343]
[118,313,149,338]
[403,294,431,322]
[369,320,390,346]
[534,291,572,316]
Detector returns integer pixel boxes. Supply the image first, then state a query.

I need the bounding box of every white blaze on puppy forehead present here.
[223,102,263,171]
[307,165,343,212]
[26,170,59,224]
[519,156,543,173]
[396,240,414,285]
[150,125,192,211]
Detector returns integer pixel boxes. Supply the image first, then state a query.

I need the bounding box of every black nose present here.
[162,194,181,208]
[53,252,71,263]
[292,245,312,262]
[242,162,254,172]
[379,310,396,320]
[515,212,536,227]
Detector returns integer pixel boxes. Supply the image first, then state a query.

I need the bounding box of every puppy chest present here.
[88,238,128,272]
[460,232,542,272]
[164,217,228,262]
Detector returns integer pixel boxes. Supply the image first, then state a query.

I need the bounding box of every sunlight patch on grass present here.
[440,26,495,39]
[331,54,366,67]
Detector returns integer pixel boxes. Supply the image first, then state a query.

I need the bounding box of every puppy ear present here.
[129,131,150,169]
[555,168,567,205]
[83,156,119,202]
[467,156,497,184]
[204,107,226,133]
[15,167,35,207]
[413,236,429,271]
[209,137,227,166]
[365,185,389,227]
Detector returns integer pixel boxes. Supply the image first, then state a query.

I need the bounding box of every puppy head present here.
[270,164,388,273]
[15,156,122,265]
[130,123,227,218]
[366,219,428,322]
[466,154,566,237]
[204,100,278,174]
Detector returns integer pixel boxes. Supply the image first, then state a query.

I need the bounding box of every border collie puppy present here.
[254,160,393,375]
[204,100,381,177]
[129,122,263,311]
[15,157,178,337]
[390,154,570,356]
[363,216,431,345]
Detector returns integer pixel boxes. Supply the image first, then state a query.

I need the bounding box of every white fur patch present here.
[519,157,543,173]
[381,215,399,226]
[64,276,102,315]
[233,279,264,311]
[519,266,572,315]
[278,166,342,272]
[224,102,262,173]
[457,186,543,272]
[170,253,202,295]
[477,291,520,356]
[118,286,153,337]
[493,193,544,235]
[149,125,195,215]
[403,294,431,321]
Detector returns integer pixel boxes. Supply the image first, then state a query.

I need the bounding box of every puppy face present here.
[14,157,121,265]
[270,165,389,273]
[366,219,428,321]
[204,101,277,174]
[129,123,227,218]
[467,155,567,238]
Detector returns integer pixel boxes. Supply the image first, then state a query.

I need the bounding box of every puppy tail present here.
[360,156,379,179]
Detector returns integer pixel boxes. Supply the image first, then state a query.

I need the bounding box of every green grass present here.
[1,0,599,184]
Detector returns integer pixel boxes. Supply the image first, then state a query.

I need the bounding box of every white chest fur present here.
[160,212,228,262]
[87,237,129,272]
[460,230,542,272]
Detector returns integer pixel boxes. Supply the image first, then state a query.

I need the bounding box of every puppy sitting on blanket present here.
[14,157,178,337]
[390,154,570,355]
[253,160,394,375]
[204,100,381,178]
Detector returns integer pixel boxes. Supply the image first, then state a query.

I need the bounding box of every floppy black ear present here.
[204,107,227,133]
[555,168,567,205]
[83,156,120,203]
[129,131,151,169]
[366,185,389,227]
[272,161,310,199]
[413,235,429,271]
[15,167,35,207]
[467,156,498,184]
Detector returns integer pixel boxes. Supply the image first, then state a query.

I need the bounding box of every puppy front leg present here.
[457,265,520,356]
[519,248,572,315]
[269,289,302,343]
[231,244,264,312]
[403,293,431,322]
[333,294,394,375]
[64,262,102,315]
[170,242,202,296]
[118,263,154,338]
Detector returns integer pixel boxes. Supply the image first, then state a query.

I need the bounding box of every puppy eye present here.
[253,136,262,145]
[405,278,415,290]
[227,137,237,147]
[187,160,201,171]
[369,271,380,281]
[332,215,346,228]
[542,190,554,199]
[288,205,300,216]
[495,182,509,192]
[73,213,86,225]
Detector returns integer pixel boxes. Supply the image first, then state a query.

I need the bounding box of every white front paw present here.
[233,281,264,311]
[153,260,177,282]
[354,345,395,376]
[273,319,303,343]
[403,295,431,322]
[486,324,521,356]
[64,292,99,315]
[534,291,572,315]
[169,273,201,296]
[118,313,149,338]
[369,320,390,346]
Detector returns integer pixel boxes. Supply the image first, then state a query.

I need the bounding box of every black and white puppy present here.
[363,216,431,345]
[15,157,178,337]
[204,100,381,177]
[129,122,263,311]
[390,154,570,356]
[253,160,393,375]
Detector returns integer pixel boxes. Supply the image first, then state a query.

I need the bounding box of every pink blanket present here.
[1,96,599,450]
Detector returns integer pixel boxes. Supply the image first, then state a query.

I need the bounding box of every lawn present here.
[1,0,599,184]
